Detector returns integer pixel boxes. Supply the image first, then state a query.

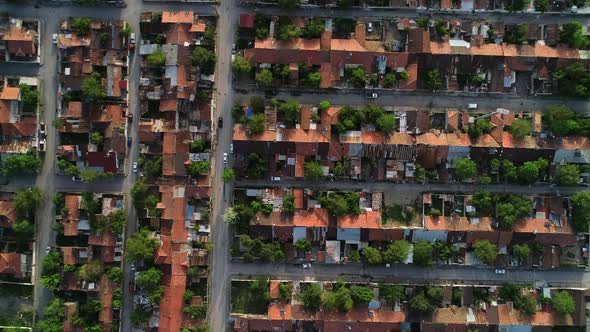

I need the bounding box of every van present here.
[468,103,478,109]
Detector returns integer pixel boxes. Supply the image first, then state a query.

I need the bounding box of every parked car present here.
[302,263,311,269]
[52,34,58,44]
[39,122,46,135]
[130,263,136,271]
[232,43,237,54]
[132,162,138,173]
[218,116,223,128]
[230,143,233,154]
[129,32,136,49]
[367,22,374,33]
[494,269,506,274]
[223,153,228,164]
[127,136,132,147]
[366,92,378,99]
[468,103,478,109]
[271,176,281,181]
[45,246,51,254]
[38,139,46,152]
[72,176,83,182]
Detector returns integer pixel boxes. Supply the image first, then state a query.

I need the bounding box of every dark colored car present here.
[218,117,223,128]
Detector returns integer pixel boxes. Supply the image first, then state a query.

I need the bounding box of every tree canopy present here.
[552,291,575,315]
[147,48,166,67]
[413,241,433,267]
[304,161,324,180]
[510,119,532,139]
[473,240,498,264]
[383,240,410,263]
[191,47,216,75]
[232,55,252,75]
[350,286,374,306]
[71,17,92,36]
[14,187,42,217]
[425,69,443,92]
[571,191,590,231]
[256,69,273,88]
[81,72,106,102]
[559,164,580,186]
[455,158,476,181]
[560,22,588,49]
[552,63,590,98]
[363,246,382,265]
[302,18,324,38]
[127,228,159,261]
[300,283,322,309]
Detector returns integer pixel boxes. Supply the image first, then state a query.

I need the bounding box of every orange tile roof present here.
[255,38,321,51]
[330,38,366,52]
[162,11,194,24]
[269,280,281,299]
[58,34,90,48]
[416,132,448,146]
[502,132,539,149]
[160,99,178,112]
[0,87,20,100]
[512,218,574,234]
[61,247,77,265]
[362,131,385,144]
[65,101,83,118]
[233,125,276,142]
[337,210,382,229]
[0,200,17,228]
[295,155,304,178]
[293,208,329,227]
[99,274,114,324]
[472,134,500,148]
[425,216,495,232]
[189,23,207,33]
[0,253,22,277]
[253,211,294,226]
[63,195,80,236]
[497,303,573,326]
[293,189,304,209]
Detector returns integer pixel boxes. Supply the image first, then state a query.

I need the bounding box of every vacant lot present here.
[231,280,269,314]
[0,284,34,328]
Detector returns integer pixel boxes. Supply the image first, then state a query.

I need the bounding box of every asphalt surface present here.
[236,179,587,195]
[228,262,590,288]
[234,88,590,114]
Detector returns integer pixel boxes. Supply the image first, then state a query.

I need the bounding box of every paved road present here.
[208,0,239,331]
[234,88,590,113]
[32,11,60,312]
[236,179,585,195]
[253,5,590,24]
[228,262,590,288]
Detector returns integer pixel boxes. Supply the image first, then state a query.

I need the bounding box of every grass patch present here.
[231,280,269,314]
[0,284,34,327]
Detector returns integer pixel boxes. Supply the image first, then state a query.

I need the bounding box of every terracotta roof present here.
[256,38,321,51]
[512,218,574,234]
[63,195,80,236]
[99,275,114,325]
[0,200,17,228]
[293,189,304,209]
[270,280,281,299]
[161,11,194,24]
[425,215,494,232]
[61,247,77,265]
[88,231,117,246]
[58,34,90,48]
[0,253,21,277]
[86,151,117,173]
[65,101,83,118]
[294,208,329,227]
[160,98,178,112]
[0,87,20,100]
[338,211,381,229]
[239,14,255,28]
[189,23,207,33]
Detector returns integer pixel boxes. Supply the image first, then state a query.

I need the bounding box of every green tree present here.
[14,187,42,216]
[508,0,531,11]
[279,100,300,127]
[71,17,92,36]
[336,0,353,7]
[300,283,322,309]
[510,118,531,139]
[136,267,162,290]
[534,0,548,11]
[78,259,104,282]
[504,24,528,44]
[413,241,433,267]
[363,246,382,265]
[323,286,353,312]
[434,19,449,36]
[147,48,166,66]
[305,72,322,88]
[518,294,538,315]
[107,267,123,283]
[544,105,579,136]
[256,68,274,88]
[496,195,532,229]
[552,63,590,98]
[376,114,396,133]
[190,139,208,152]
[40,273,60,290]
[11,219,34,240]
[295,239,312,253]
[383,73,397,88]
[279,282,292,300]
[350,286,374,306]
[302,18,324,38]
[427,287,444,305]
[473,240,497,264]
[319,100,331,111]
[3,152,42,176]
[379,284,406,304]
[36,298,66,332]
[350,67,366,88]
[119,24,132,39]
[204,28,215,45]
[282,193,295,213]
[222,168,235,183]
[249,113,266,134]
[425,69,443,92]
[191,47,216,75]
[512,244,531,261]
[501,159,519,182]
[186,161,210,176]
[80,169,110,183]
[127,228,159,261]
[278,23,300,40]
[409,293,431,313]
[383,240,410,263]
[42,251,61,276]
[304,161,324,180]
[559,164,580,186]
[131,180,148,207]
[560,22,588,49]
[81,72,106,102]
[90,132,103,145]
[518,161,540,184]
[455,158,476,181]
[552,291,575,315]
[18,83,39,112]
[232,55,252,75]
[468,119,492,138]
[571,191,590,231]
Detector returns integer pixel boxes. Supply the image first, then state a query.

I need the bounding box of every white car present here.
[494,269,506,274]
[52,34,58,44]
[45,246,51,254]
[132,162,138,173]
[230,143,233,154]
[367,22,374,33]
[130,263,136,271]
[129,32,136,45]
[223,153,228,164]
[40,122,46,135]
[366,92,378,99]
[38,139,46,152]
[302,263,311,269]
[72,176,83,182]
